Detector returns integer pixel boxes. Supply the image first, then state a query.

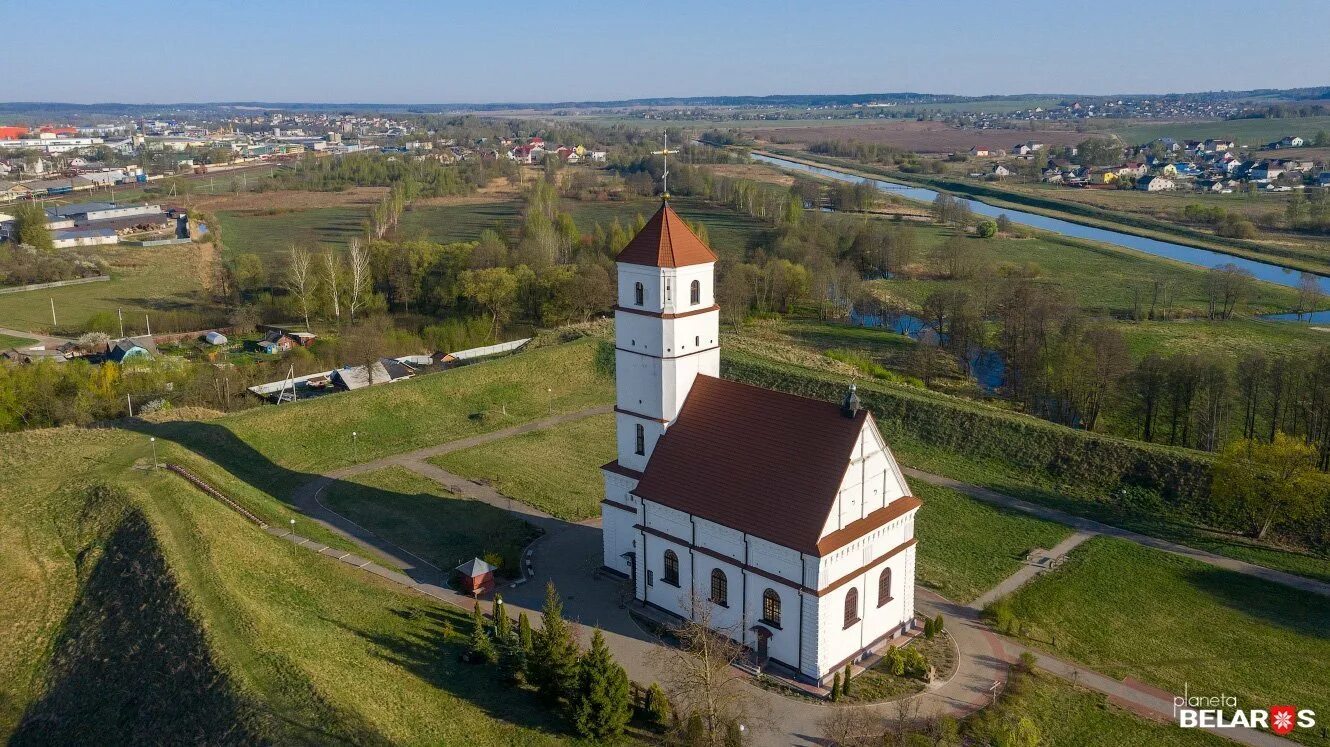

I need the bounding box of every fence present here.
[121,237,193,247]
[166,464,268,527]
[0,275,110,295]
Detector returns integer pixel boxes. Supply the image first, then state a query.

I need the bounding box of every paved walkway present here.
[275,407,1302,746]
[903,468,1330,599]
[0,326,71,349]
[968,531,1094,611]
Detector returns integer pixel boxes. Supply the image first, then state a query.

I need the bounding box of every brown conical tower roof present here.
[615,200,717,268]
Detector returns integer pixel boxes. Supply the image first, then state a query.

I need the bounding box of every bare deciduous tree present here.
[346,238,370,321]
[655,592,754,747]
[323,251,344,324]
[818,707,885,747]
[282,245,317,331]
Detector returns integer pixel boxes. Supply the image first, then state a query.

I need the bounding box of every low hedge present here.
[720,351,1232,528]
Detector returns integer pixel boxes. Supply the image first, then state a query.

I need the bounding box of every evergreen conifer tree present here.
[570,629,632,740]
[531,581,579,703]
[470,601,497,664]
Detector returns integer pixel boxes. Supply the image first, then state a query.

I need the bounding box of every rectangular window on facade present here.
[647,570,653,586]
[635,424,645,455]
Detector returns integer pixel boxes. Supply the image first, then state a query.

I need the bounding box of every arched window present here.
[878,568,893,606]
[663,550,679,586]
[844,588,859,628]
[635,424,645,455]
[690,279,701,305]
[634,282,644,306]
[710,568,728,606]
[761,589,781,627]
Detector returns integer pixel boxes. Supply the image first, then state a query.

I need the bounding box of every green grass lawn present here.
[397,201,521,243]
[0,243,220,334]
[0,425,575,745]
[875,223,1300,318]
[0,334,36,348]
[911,481,1071,603]
[892,435,1330,584]
[998,537,1330,745]
[320,466,539,576]
[431,412,615,522]
[972,669,1228,747]
[142,339,615,499]
[216,205,368,261]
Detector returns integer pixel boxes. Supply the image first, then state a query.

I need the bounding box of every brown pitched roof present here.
[633,376,914,556]
[615,200,718,268]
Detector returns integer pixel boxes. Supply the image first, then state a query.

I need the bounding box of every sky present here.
[4,0,1328,104]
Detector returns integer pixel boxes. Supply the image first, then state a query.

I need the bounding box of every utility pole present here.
[145,315,151,337]
[50,298,56,327]
[117,308,125,338]
[127,394,134,417]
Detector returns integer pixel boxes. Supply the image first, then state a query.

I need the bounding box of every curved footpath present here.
[282,406,1297,746]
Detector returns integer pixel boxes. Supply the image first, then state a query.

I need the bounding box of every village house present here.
[1136,175,1175,191]
[600,200,920,686]
[968,146,991,157]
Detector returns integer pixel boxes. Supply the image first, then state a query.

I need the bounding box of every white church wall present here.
[744,579,801,670]
[641,532,693,615]
[661,264,715,315]
[813,513,916,592]
[821,419,911,537]
[747,535,804,585]
[600,470,640,574]
[688,553,745,634]
[693,517,745,562]
[618,264,666,311]
[658,312,718,357]
[812,546,913,679]
[614,411,664,472]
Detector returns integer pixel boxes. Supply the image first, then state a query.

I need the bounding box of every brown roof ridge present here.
[633,375,877,555]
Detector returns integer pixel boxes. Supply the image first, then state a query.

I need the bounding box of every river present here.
[751,152,1328,295]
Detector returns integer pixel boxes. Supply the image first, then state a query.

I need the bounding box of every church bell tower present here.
[600,194,720,577]
[610,200,720,471]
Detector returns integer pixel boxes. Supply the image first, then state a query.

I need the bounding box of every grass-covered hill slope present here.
[0,425,575,745]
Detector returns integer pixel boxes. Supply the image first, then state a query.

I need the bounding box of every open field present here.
[0,242,220,334]
[142,339,615,497]
[1107,116,1330,147]
[750,120,1090,153]
[0,425,575,745]
[982,180,1330,266]
[911,482,1071,604]
[396,195,768,260]
[432,412,616,522]
[216,205,369,261]
[193,185,388,212]
[0,334,36,348]
[872,223,1303,317]
[999,537,1330,745]
[320,466,539,575]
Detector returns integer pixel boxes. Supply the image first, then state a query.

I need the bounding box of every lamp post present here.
[352,431,358,462]
[289,518,296,535]
[149,437,158,468]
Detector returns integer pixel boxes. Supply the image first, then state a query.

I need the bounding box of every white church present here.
[600,199,921,686]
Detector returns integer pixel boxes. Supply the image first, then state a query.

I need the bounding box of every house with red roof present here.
[600,200,921,687]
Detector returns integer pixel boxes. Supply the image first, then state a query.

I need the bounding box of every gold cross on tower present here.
[651,131,679,199]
